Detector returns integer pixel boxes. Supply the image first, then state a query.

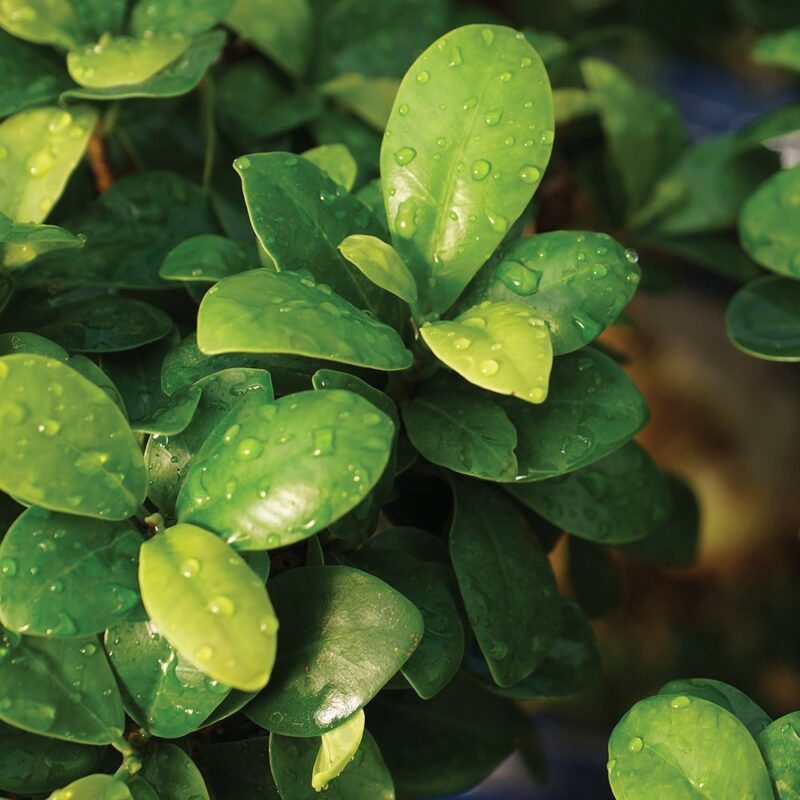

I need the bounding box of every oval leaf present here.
[139,523,278,692]
[302,144,358,191]
[382,24,554,313]
[313,710,366,791]
[50,774,132,800]
[758,711,800,800]
[160,234,250,283]
[140,742,209,800]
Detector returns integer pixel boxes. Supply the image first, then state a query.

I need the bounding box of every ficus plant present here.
[5,0,782,798]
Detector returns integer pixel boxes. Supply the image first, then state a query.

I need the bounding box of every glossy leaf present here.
[20,171,217,289]
[421,301,553,404]
[246,565,424,736]
[145,367,273,516]
[753,28,800,71]
[509,442,671,544]
[449,478,558,686]
[338,234,419,309]
[0,630,124,744]
[50,774,132,800]
[0,354,146,519]
[61,30,225,101]
[0,105,96,224]
[67,33,190,89]
[0,720,104,794]
[311,369,398,425]
[0,0,83,49]
[726,275,800,361]
[402,388,517,480]
[0,216,85,269]
[312,710,366,791]
[131,384,202,436]
[197,269,412,371]
[140,742,210,800]
[658,678,771,739]
[104,619,231,738]
[0,506,141,637]
[608,694,774,800]
[382,24,554,314]
[302,144,358,191]
[139,523,279,691]
[504,346,648,481]
[463,231,641,355]
[0,331,69,361]
[160,235,250,283]
[128,777,160,800]
[67,354,127,414]
[581,57,685,215]
[758,711,800,799]
[271,730,394,800]
[131,0,234,36]
[740,165,800,278]
[225,0,311,78]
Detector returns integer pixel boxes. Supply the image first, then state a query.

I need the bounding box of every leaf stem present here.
[201,75,216,189]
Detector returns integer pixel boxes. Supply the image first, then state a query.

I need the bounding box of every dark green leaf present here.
[160,235,250,283]
[382,24,554,314]
[131,0,234,36]
[246,565,423,736]
[567,537,620,618]
[757,711,800,800]
[67,354,128,415]
[0,331,69,361]
[311,369,398,425]
[131,384,202,436]
[140,742,210,800]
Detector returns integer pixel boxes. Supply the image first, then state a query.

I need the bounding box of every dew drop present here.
[480,359,499,376]
[416,70,430,84]
[453,337,471,350]
[481,28,495,46]
[624,247,639,264]
[181,558,200,578]
[194,645,213,663]
[449,47,463,66]
[398,103,409,116]
[484,108,502,126]
[471,159,491,181]
[394,146,417,166]
[628,737,644,753]
[518,165,541,184]
[670,695,691,709]
[485,209,509,233]
[208,595,235,618]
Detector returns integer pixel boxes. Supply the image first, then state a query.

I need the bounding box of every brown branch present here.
[87,133,114,193]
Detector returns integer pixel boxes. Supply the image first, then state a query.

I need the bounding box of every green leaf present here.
[160,234,250,283]
[0,331,69,361]
[553,87,595,124]
[369,674,524,799]
[61,30,225,101]
[67,33,191,89]
[0,31,70,117]
[621,476,699,566]
[338,234,419,309]
[0,629,124,744]
[658,678,771,739]
[581,57,686,215]
[382,24,554,314]
[233,152,401,323]
[270,730,394,800]
[73,0,127,40]
[449,478,558,686]
[302,144,358,191]
[740,165,800,278]
[225,0,311,78]
[0,720,104,794]
[758,711,800,800]
[50,774,132,800]
[503,346,649,481]
[421,301,553,404]
[311,369,398,425]
[727,275,800,362]
[0,266,9,314]
[19,171,218,289]
[0,354,146,519]
[197,269,412,371]
[30,295,173,353]
[68,354,128,414]
[140,742,210,800]
[0,105,96,224]
[312,710,365,791]
[402,388,517,480]
[104,619,231,738]
[177,389,394,548]
[128,776,160,800]
[752,27,800,71]
[319,74,399,131]
[131,0,234,36]
[608,694,774,800]
[132,384,202,436]
[139,523,278,691]
[567,538,620,618]
[463,231,641,355]
[246,565,424,736]
[145,367,273,516]
[509,441,671,544]
[0,506,141,636]
[0,216,85,269]
[0,0,83,49]
[200,737,280,800]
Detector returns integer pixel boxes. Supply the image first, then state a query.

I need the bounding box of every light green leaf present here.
[726,275,800,361]
[131,383,202,435]
[67,33,191,89]
[449,478,558,686]
[50,774,132,800]
[246,565,423,736]
[382,24,554,314]
[462,230,641,354]
[608,694,774,800]
[553,87,595,124]
[0,0,82,49]
[0,506,141,636]
[302,144,358,191]
[421,301,553,404]
[758,711,800,799]
[0,630,124,744]
[319,73,399,131]
[739,165,800,278]
[138,523,278,691]
[160,234,250,282]
[0,354,146,519]
[313,710,366,791]
[0,214,84,269]
[0,105,96,224]
[197,268,412,371]
[131,0,234,36]
[176,389,394,549]
[225,0,311,78]
[752,27,800,72]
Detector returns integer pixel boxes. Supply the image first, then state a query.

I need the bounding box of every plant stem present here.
[201,76,216,189]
